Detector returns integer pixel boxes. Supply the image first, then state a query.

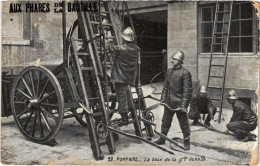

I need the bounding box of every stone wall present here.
[167,2,199,92]
[2,1,77,74]
[167,2,259,110]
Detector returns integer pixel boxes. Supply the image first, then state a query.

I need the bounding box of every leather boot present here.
[184,138,190,150]
[120,113,128,125]
[154,131,168,145]
[154,137,165,145]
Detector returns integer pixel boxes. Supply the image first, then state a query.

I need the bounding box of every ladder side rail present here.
[107,2,122,45]
[71,38,91,109]
[218,2,233,123]
[103,2,119,45]
[124,2,137,45]
[62,1,68,64]
[103,1,119,44]
[83,11,104,77]
[82,11,111,126]
[71,38,104,159]
[97,1,110,112]
[207,2,220,88]
[81,9,116,152]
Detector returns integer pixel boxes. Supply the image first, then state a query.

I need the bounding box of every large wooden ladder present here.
[206,2,233,123]
[67,1,144,159]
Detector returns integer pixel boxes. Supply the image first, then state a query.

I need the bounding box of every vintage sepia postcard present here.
[1,1,259,165]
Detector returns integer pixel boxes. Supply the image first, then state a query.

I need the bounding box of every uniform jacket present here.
[109,43,140,84]
[190,92,212,113]
[230,100,257,124]
[161,66,193,110]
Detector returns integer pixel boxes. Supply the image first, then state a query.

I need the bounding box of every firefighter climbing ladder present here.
[66,1,155,159]
[206,2,233,123]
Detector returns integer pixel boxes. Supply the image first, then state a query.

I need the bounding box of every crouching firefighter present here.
[188,85,217,128]
[226,90,258,142]
[154,51,193,150]
[107,27,140,125]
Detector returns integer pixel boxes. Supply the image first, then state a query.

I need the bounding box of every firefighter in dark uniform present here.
[108,27,140,125]
[225,90,258,142]
[188,85,217,128]
[154,51,193,150]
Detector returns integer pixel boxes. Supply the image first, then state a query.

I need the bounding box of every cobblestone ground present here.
[1,82,258,165]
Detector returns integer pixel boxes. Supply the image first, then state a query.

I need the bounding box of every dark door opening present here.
[126,11,167,85]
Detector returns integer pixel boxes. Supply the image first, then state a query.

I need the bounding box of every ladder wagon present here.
[10,1,154,160]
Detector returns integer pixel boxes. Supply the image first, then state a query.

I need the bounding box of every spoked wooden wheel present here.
[11,66,64,143]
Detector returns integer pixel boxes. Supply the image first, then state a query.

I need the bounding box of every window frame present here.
[197,2,259,55]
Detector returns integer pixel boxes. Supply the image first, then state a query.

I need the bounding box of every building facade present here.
[1,1,259,109]
[168,1,259,109]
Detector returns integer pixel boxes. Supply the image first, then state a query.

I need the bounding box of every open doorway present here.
[127,10,167,84]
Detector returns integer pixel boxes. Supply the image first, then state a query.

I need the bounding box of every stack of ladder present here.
[66,1,149,159]
[206,2,233,123]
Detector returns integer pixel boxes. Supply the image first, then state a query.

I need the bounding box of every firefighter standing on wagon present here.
[154,51,193,150]
[107,27,140,125]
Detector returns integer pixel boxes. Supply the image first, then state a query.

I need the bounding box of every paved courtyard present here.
[1,82,258,165]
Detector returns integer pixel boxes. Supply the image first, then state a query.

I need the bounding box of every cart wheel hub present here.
[26,99,39,109]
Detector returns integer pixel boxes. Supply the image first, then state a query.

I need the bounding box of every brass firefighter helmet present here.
[227,89,238,100]
[121,27,134,42]
[199,85,207,93]
[172,51,185,64]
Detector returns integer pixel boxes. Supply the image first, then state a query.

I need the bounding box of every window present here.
[199,2,258,53]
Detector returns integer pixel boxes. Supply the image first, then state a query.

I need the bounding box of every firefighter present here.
[154,51,193,150]
[107,27,140,125]
[225,90,258,142]
[188,85,217,128]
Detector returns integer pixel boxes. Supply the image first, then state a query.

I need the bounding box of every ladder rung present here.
[212,53,225,56]
[81,67,93,71]
[99,141,107,146]
[214,32,228,35]
[215,21,229,24]
[91,21,113,27]
[213,43,222,45]
[103,62,113,65]
[216,11,230,14]
[105,36,115,39]
[100,11,109,14]
[100,13,108,17]
[107,93,116,98]
[78,52,89,56]
[208,86,222,89]
[211,98,221,101]
[211,64,224,67]
[74,39,83,42]
[89,96,100,101]
[209,75,223,78]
